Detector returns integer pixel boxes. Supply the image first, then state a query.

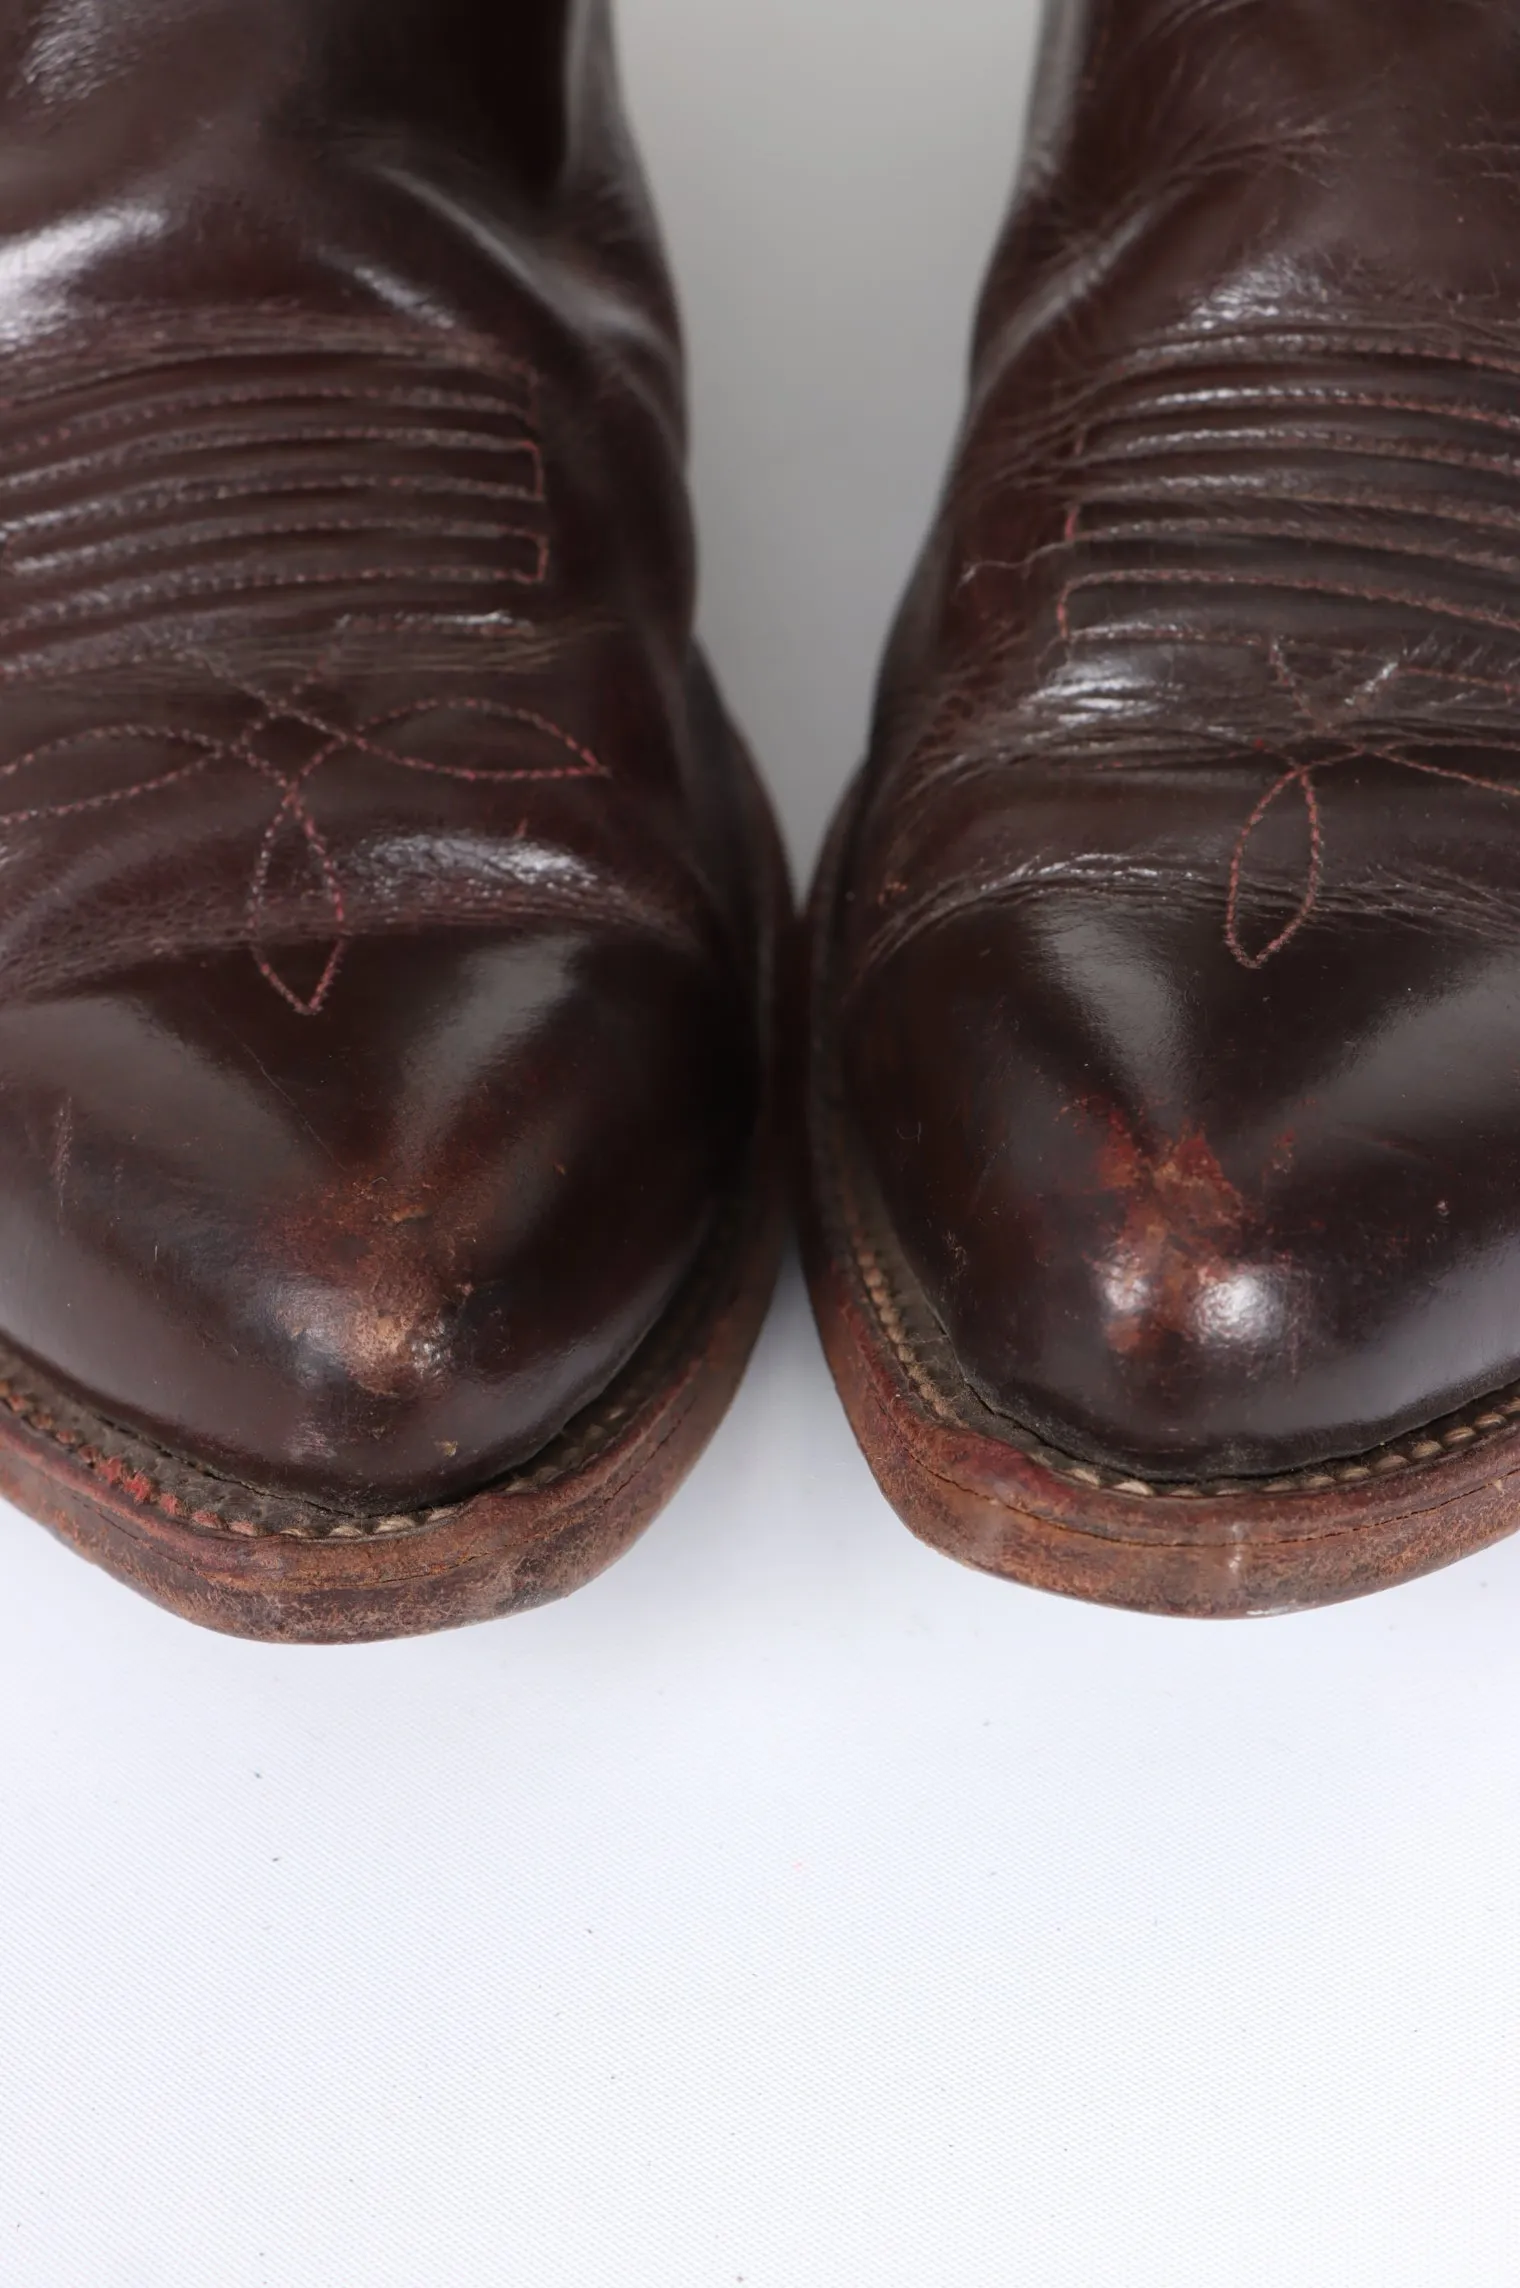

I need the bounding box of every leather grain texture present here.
[0,0,787,1632]
[808,0,1520,1608]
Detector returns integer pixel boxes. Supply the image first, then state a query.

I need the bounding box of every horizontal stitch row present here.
[1080,427,1520,482]
[1057,562,1520,642]
[0,330,537,407]
[1085,379,1520,440]
[1078,476,1520,540]
[0,557,537,645]
[0,422,544,496]
[1096,323,1520,385]
[1,464,547,532]
[0,377,541,452]
[7,511,544,580]
[1067,508,1520,586]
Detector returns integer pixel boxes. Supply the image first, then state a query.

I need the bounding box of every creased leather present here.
[833,0,1520,1478]
[0,0,769,1506]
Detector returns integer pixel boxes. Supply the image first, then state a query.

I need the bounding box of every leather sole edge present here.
[0,700,794,1644]
[802,768,1520,1619]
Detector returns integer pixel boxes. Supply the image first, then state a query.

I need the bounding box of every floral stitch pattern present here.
[0,322,605,1012]
[0,654,609,1017]
[958,323,1520,973]
[1223,641,1520,970]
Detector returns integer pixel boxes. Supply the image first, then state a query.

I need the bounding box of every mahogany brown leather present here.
[0,0,775,1511]
[821,0,1520,1481]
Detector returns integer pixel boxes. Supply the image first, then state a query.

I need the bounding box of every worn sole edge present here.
[802,768,1520,1619]
[0,1159,787,1643]
[0,715,794,1646]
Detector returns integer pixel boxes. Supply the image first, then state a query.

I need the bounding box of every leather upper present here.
[833,0,1520,1477]
[0,0,767,1504]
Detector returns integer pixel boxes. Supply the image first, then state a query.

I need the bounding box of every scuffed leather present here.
[0,0,768,1504]
[834,0,1520,1477]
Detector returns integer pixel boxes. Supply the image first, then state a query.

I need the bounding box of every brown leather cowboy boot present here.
[0,0,787,1640]
[806,0,1520,1616]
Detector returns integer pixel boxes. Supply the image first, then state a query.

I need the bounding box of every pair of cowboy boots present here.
[3,0,1519,1639]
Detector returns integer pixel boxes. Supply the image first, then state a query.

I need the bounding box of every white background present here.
[4,4,1519,2282]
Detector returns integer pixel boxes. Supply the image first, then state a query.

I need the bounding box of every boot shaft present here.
[982,0,1520,375]
[0,0,593,178]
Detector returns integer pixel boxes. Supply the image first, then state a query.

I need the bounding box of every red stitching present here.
[0,381,542,466]
[1087,383,1520,438]
[1078,479,1520,543]
[0,722,221,787]
[0,559,542,649]
[1090,323,1520,388]
[12,511,544,575]
[1060,563,1520,640]
[1059,618,1520,714]
[248,783,349,1018]
[1226,761,1324,970]
[1079,428,1520,487]
[0,655,610,1017]
[0,726,225,823]
[0,339,540,425]
[0,423,540,490]
[10,460,547,530]
[1066,509,1520,589]
[353,698,608,785]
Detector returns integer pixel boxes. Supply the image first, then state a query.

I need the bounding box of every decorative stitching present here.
[0,333,552,639]
[813,798,1520,1508]
[11,511,544,577]
[989,337,1520,966]
[0,383,543,468]
[0,323,599,1010]
[1225,756,1324,970]
[0,559,538,649]
[0,656,609,1018]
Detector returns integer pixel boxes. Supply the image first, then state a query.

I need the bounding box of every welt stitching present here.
[908,1437,1520,1550]
[812,782,1520,1509]
[0,1170,754,1542]
[828,1041,1520,1507]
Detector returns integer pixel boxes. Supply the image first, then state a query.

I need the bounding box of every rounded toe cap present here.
[839,900,1520,1480]
[0,918,758,1508]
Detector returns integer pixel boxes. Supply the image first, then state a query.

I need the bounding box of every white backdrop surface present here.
[3,5,1519,2283]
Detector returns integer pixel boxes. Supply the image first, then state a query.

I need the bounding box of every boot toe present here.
[841,897,1520,1481]
[0,919,755,1509]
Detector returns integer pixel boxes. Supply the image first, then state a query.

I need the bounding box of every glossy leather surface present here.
[833,0,1520,1478]
[0,0,767,1505]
